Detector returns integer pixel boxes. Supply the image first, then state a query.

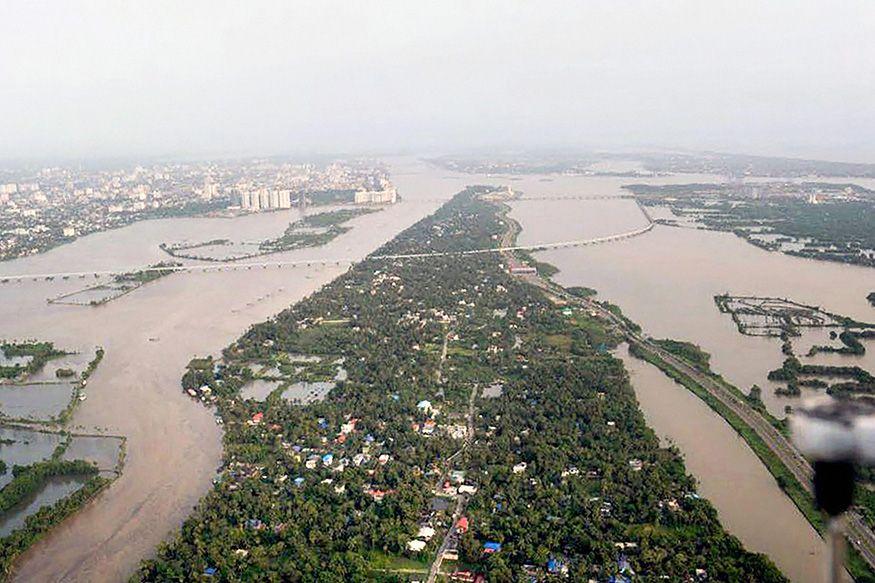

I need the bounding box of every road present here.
[426,385,478,583]
[531,277,875,572]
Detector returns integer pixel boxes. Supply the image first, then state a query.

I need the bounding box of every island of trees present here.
[137,188,783,582]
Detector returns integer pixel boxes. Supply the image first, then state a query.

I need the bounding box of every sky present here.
[1,1,874,162]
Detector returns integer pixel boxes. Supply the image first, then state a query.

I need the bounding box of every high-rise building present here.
[202,178,219,200]
[278,189,292,208]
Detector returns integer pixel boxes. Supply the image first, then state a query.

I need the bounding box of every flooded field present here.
[62,435,124,472]
[281,381,334,404]
[0,382,75,420]
[240,378,282,401]
[0,475,91,537]
[0,427,64,488]
[23,350,93,383]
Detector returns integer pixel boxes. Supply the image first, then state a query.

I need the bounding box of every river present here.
[0,161,445,582]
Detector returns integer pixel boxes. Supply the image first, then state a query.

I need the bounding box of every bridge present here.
[0,198,653,284]
[406,194,634,203]
[0,223,653,284]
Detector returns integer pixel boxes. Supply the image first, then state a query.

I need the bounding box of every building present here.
[354,183,397,204]
[202,178,219,200]
[240,188,292,211]
[258,188,270,209]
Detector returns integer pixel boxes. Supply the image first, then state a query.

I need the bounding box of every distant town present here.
[0,159,397,261]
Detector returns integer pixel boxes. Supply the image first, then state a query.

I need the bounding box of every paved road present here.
[426,386,478,583]
[535,278,875,571]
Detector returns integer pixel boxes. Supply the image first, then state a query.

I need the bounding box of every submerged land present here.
[0,341,121,578]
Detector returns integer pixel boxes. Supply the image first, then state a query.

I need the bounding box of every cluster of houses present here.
[236,410,401,502]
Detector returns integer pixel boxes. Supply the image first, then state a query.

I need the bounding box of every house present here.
[547,557,569,576]
[512,462,527,474]
[447,425,468,439]
[417,526,436,540]
[417,400,433,414]
[458,484,478,495]
[443,549,459,561]
[249,412,264,425]
[322,453,334,466]
[456,516,469,534]
[628,459,643,472]
[407,539,427,552]
[483,541,502,554]
[450,470,466,484]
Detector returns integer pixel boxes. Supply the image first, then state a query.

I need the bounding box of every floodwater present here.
[240,379,282,401]
[0,475,91,537]
[0,160,446,582]
[0,426,64,488]
[62,435,123,472]
[0,382,75,420]
[519,211,875,417]
[281,381,334,404]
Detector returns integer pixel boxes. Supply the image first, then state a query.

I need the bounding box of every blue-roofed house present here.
[483,541,502,554]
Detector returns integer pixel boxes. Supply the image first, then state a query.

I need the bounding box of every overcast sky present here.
[1,1,874,162]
